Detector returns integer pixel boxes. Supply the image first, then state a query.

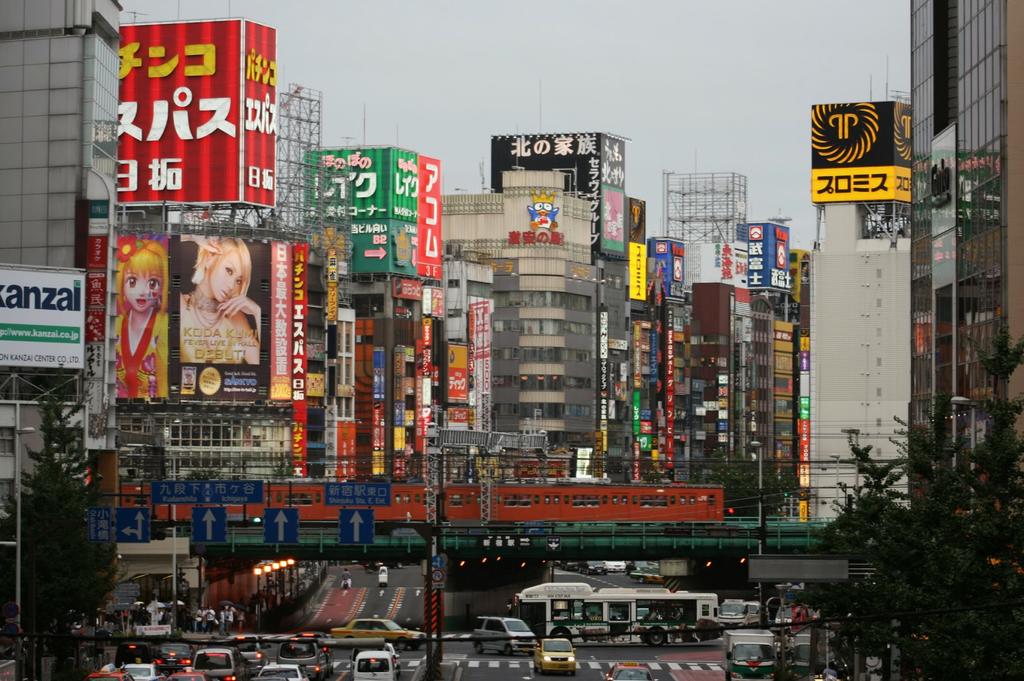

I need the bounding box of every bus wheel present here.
[644,628,666,646]
[550,627,572,641]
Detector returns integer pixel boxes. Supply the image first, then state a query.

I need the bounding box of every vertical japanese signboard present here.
[117,19,277,206]
[664,306,675,468]
[270,241,292,400]
[490,132,626,257]
[628,242,647,301]
[447,343,468,403]
[468,298,492,431]
[86,236,109,344]
[744,223,792,291]
[291,244,308,475]
[417,155,443,279]
[598,310,609,463]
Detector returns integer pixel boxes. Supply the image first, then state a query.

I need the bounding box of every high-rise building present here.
[910,0,1022,417]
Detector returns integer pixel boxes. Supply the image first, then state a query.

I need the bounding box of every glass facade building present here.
[910,0,1014,421]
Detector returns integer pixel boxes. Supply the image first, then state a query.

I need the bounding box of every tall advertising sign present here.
[114,235,169,398]
[307,147,421,275]
[628,242,647,301]
[270,242,292,400]
[0,267,84,369]
[417,155,443,279]
[291,244,308,475]
[744,223,792,291]
[170,235,271,401]
[447,343,469,403]
[810,101,911,204]
[490,132,627,257]
[649,238,686,300]
[117,20,277,206]
[598,310,609,465]
[468,298,492,431]
[664,306,675,469]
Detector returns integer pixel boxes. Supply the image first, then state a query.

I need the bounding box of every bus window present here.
[551,600,571,621]
[584,602,603,621]
[701,603,711,617]
[608,602,630,622]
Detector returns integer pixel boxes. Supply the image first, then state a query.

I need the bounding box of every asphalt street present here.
[306,566,727,681]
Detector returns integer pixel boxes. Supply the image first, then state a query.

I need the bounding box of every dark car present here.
[115,642,157,667]
[583,561,607,575]
[276,638,330,681]
[155,643,195,674]
[229,636,274,670]
[193,647,250,681]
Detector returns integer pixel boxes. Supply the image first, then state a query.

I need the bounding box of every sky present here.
[121,0,910,248]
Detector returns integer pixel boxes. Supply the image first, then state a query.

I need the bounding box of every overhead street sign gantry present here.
[191,507,228,543]
[264,508,299,544]
[338,509,375,545]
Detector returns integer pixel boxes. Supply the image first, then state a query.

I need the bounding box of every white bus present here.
[516,582,719,646]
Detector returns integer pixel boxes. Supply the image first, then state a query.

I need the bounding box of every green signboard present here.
[350,220,418,275]
[638,433,652,451]
[799,396,810,420]
[632,391,641,435]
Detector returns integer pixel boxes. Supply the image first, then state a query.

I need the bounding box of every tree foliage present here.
[806,326,1024,680]
[697,448,800,517]
[0,373,117,644]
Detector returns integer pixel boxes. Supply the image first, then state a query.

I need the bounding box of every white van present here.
[353,650,396,681]
[377,566,389,588]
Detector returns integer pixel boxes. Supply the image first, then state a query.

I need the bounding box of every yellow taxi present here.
[533,638,576,675]
[330,617,426,650]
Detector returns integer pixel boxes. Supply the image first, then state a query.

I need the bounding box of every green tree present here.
[806,326,1024,679]
[697,448,799,517]
[0,373,117,648]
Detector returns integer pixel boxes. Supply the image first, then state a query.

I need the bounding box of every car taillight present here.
[155,659,164,665]
[224,676,235,681]
[182,659,191,665]
[255,653,262,660]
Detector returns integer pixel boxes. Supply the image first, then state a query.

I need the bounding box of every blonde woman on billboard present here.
[180,235,261,365]
[115,236,169,398]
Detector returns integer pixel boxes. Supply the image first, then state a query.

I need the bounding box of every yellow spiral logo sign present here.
[894,101,912,162]
[811,102,879,165]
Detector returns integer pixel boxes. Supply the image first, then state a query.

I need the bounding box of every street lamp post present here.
[749,440,766,626]
[829,454,841,513]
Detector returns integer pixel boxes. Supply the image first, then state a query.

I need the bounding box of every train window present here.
[275,493,283,503]
[544,496,550,504]
[415,494,421,503]
[564,496,570,504]
[611,496,618,505]
[601,496,608,504]
[534,496,540,504]
[708,495,716,505]
[620,496,627,504]
[450,494,463,506]
[315,493,321,503]
[689,496,696,505]
[639,496,668,507]
[553,496,560,504]
[405,495,411,503]
[632,497,638,504]
[669,496,675,504]
[395,494,402,504]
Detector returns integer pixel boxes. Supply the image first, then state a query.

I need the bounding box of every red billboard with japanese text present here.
[117,19,277,206]
[416,155,442,279]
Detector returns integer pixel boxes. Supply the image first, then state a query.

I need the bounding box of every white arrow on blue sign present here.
[338,509,374,545]
[264,508,299,544]
[115,508,150,543]
[191,507,227,543]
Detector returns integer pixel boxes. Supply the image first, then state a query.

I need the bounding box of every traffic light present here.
[727,507,736,516]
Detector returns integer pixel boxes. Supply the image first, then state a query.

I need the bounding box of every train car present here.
[118,480,723,524]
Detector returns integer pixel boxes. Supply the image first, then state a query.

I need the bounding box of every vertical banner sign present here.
[270,242,292,401]
[664,306,675,468]
[337,421,355,480]
[114,235,168,398]
[633,322,642,389]
[85,235,109,343]
[292,243,308,475]
[628,242,647,301]
[417,155,443,279]
[326,247,338,322]
[416,318,433,456]
[469,299,492,431]
[117,20,277,206]
[447,344,469,403]
[598,310,609,461]
[372,348,386,401]
[467,305,476,413]
[745,223,792,291]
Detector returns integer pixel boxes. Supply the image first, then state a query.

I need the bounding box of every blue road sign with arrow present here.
[338,509,374,545]
[264,508,299,544]
[191,507,227,543]
[115,508,150,543]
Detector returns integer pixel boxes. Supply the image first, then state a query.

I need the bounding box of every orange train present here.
[118,480,724,524]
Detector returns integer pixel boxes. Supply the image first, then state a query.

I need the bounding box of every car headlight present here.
[543,656,553,662]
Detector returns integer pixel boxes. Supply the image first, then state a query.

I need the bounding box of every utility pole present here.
[750,440,767,626]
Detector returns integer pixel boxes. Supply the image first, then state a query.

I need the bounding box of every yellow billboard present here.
[628,242,647,301]
[811,166,911,203]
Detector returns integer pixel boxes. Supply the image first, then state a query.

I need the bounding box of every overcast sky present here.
[122,0,910,247]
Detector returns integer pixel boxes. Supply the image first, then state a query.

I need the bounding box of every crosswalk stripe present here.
[468,661,479,668]
[667,663,681,670]
[408,660,421,668]
[648,663,661,670]
[489,661,500,668]
[587,662,600,669]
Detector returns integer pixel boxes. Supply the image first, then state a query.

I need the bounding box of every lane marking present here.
[648,663,661,670]
[488,661,500,668]
[468,661,479,668]
[667,663,681,670]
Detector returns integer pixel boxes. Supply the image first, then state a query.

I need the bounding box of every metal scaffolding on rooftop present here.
[664,171,748,244]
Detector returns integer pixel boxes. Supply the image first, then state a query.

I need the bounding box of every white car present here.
[350,643,398,679]
[123,664,160,681]
[603,560,627,573]
[258,663,309,681]
[353,650,397,681]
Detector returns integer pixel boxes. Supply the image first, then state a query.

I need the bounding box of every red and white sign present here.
[392,277,423,301]
[749,225,763,241]
[270,242,291,401]
[417,155,443,279]
[291,243,308,475]
[337,422,356,480]
[85,236,108,343]
[468,299,492,431]
[117,19,277,206]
